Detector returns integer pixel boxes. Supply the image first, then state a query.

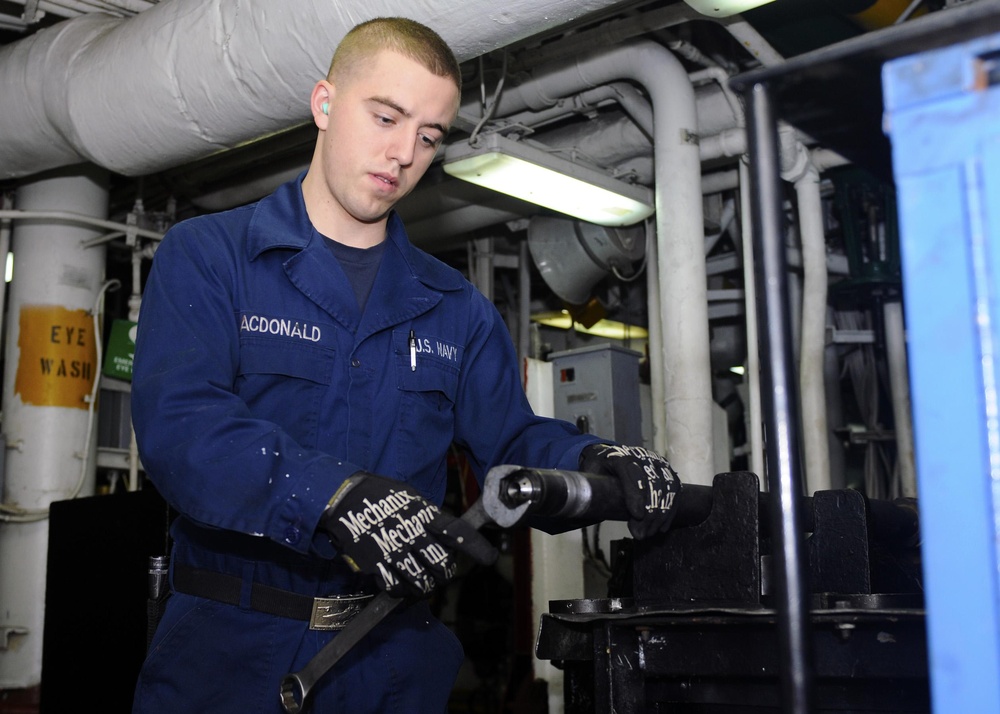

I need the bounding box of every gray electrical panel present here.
[549,343,643,444]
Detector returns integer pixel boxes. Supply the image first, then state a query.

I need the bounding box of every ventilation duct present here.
[527,216,644,306]
[0,0,636,180]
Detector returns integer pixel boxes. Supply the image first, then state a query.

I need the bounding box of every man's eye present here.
[376,115,394,125]
[420,135,440,148]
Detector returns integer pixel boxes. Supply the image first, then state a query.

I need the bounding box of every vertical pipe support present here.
[739,160,765,480]
[791,160,832,495]
[883,299,917,497]
[745,82,814,714]
[0,167,108,689]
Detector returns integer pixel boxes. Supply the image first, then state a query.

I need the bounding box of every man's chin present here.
[352,207,394,226]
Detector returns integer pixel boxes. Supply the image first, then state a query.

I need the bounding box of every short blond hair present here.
[327,17,461,94]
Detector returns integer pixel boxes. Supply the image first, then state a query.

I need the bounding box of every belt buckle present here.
[309,593,373,631]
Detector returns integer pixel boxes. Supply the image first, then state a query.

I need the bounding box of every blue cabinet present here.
[884,32,1000,714]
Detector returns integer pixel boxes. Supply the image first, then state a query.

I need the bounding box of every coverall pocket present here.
[236,338,335,447]
[393,354,458,490]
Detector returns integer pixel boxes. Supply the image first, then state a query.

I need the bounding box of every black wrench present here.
[279,498,491,713]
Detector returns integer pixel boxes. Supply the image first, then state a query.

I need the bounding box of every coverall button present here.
[351,358,361,367]
[283,527,301,545]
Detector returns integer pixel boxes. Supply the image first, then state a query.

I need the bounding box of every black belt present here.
[173,565,374,631]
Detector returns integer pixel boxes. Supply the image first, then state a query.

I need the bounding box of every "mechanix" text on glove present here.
[319,472,496,598]
[579,443,682,539]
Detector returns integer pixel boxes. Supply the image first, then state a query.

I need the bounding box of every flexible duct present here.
[0,0,636,180]
[473,41,713,483]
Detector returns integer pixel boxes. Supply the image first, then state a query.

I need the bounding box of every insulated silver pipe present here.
[0,0,638,179]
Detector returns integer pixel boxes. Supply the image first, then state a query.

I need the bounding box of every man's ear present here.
[310,81,334,127]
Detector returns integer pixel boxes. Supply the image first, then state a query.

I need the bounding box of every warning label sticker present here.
[15,305,97,409]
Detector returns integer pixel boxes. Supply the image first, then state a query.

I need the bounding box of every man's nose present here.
[387,130,415,167]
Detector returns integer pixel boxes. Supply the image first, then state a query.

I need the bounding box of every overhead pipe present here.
[187,73,734,220]
[0,15,26,30]
[507,2,783,73]
[488,81,654,139]
[466,41,713,483]
[185,79,658,223]
[191,72,739,237]
[0,0,638,180]
[463,49,850,494]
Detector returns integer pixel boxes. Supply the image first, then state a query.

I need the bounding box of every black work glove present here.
[319,471,497,598]
[579,443,681,539]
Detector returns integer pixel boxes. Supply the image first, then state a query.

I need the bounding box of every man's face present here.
[316,49,459,228]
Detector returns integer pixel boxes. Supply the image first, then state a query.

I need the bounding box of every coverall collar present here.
[245,173,464,336]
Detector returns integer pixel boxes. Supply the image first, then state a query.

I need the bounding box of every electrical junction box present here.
[549,343,643,445]
[883,29,1000,714]
[103,319,137,381]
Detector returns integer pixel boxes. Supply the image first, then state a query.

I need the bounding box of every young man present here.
[131,17,680,713]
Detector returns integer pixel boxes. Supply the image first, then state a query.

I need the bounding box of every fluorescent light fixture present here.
[683,0,778,17]
[531,310,649,341]
[442,133,654,227]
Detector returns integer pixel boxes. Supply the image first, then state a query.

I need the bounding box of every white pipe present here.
[471,237,494,301]
[783,144,851,496]
[493,41,711,482]
[518,241,531,372]
[884,299,917,497]
[689,66,745,128]
[717,15,786,67]
[0,0,638,180]
[739,160,765,482]
[0,168,108,688]
[126,243,149,492]
[0,195,12,358]
[700,127,747,162]
[506,3,783,73]
[491,82,655,139]
[37,0,128,16]
[645,221,667,454]
[35,2,81,18]
[0,14,27,30]
[794,165,831,494]
[0,210,164,241]
[781,132,831,495]
[703,168,740,195]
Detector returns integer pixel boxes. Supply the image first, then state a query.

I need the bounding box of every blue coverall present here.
[130,175,600,713]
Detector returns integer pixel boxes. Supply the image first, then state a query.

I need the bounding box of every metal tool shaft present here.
[482,466,920,544]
